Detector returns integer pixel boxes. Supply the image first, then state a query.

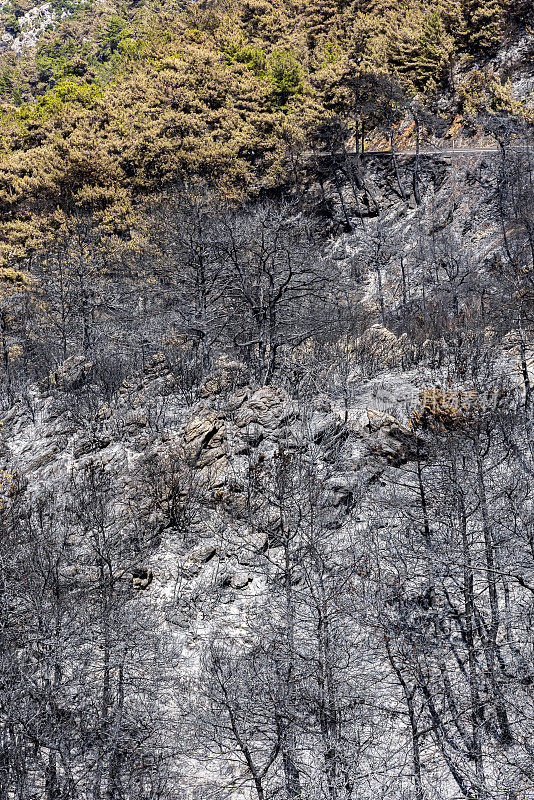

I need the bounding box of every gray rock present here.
[230,571,251,590]
[188,544,218,564]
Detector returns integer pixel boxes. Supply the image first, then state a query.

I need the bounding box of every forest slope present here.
[0,2,533,800]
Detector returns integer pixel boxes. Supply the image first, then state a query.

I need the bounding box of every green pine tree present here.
[391,10,454,93]
[268,50,303,108]
[464,0,506,51]
[302,0,347,50]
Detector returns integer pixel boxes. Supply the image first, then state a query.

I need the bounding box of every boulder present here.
[230,571,251,590]
[355,324,410,369]
[219,569,252,590]
[235,387,295,435]
[182,410,227,469]
[188,544,218,564]
[42,356,94,394]
[366,409,419,466]
[183,411,221,446]
[199,356,247,397]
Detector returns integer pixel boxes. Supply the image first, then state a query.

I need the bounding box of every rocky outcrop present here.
[0,349,430,660]
[183,410,227,470]
[2,2,61,53]
[354,325,411,370]
[199,355,248,397]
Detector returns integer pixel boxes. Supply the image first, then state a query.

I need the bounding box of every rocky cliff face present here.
[1,2,61,53]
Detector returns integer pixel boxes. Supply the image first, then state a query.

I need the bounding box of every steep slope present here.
[1,143,533,797]
[0,1,533,798]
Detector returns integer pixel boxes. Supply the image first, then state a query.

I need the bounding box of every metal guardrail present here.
[299,143,532,158]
